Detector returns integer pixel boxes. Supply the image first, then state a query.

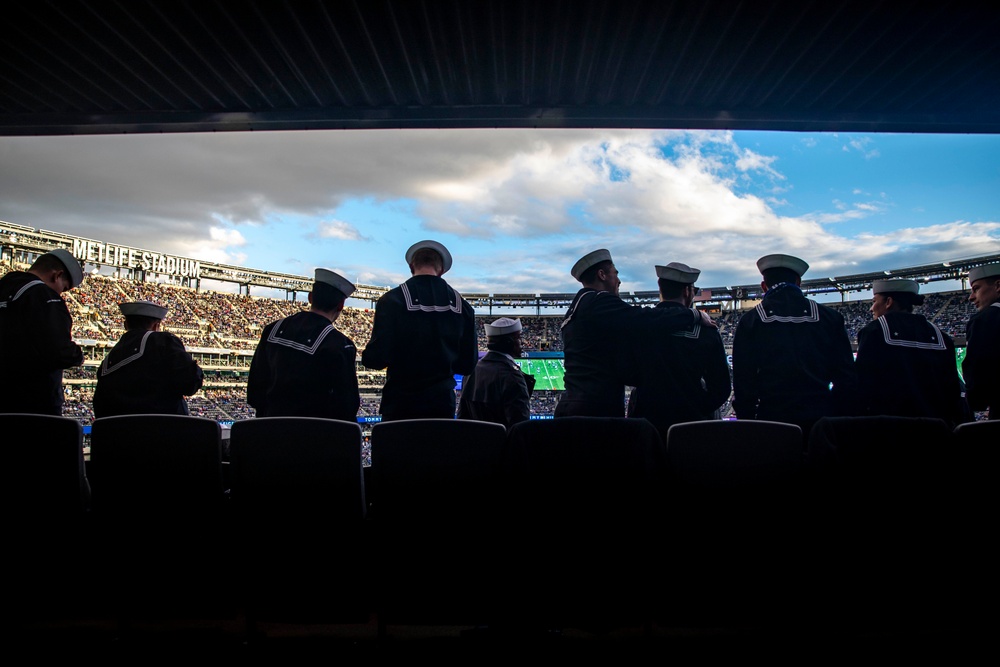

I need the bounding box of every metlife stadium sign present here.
[72,238,201,279]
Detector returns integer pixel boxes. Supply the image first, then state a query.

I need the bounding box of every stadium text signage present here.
[72,239,201,279]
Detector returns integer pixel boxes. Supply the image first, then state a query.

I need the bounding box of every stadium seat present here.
[660,419,804,628]
[228,417,371,634]
[89,414,225,517]
[953,418,1000,450]
[229,416,367,520]
[368,418,507,633]
[499,416,667,633]
[950,419,1000,622]
[1,413,90,519]
[665,419,804,492]
[804,415,959,629]
[87,414,232,632]
[953,420,1000,508]
[3,414,102,627]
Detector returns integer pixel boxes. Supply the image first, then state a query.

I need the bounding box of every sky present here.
[1,128,997,303]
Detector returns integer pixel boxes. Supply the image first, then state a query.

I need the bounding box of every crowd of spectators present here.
[473,315,563,352]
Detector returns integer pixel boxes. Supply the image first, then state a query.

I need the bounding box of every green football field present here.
[516,358,566,391]
[513,348,967,393]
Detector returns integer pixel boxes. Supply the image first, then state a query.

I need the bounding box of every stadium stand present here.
[3,233,996,651]
[0,250,989,434]
[5,0,1000,656]
[3,229,994,655]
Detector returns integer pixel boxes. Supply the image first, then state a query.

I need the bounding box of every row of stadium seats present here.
[8,413,997,647]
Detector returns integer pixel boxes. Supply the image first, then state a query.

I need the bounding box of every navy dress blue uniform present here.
[963,262,1000,420]
[93,327,204,418]
[627,300,731,438]
[458,350,535,428]
[856,312,966,428]
[0,250,84,416]
[555,250,708,418]
[732,255,857,434]
[557,288,706,417]
[964,303,999,419]
[362,274,477,420]
[248,311,360,422]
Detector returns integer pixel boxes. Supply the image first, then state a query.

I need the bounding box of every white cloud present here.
[317,219,366,241]
[844,136,880,160]
[735,148,782,180]
[854,202,882,212]
[172,226,248,265]
[2,129,996,295]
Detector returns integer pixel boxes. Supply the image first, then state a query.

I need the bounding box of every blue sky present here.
[1,129,997,301]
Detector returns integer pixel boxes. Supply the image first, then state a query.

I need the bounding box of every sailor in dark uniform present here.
[0,248,84,416]
[732,254,857,437]
[855,278,968,428]
[963,262,1000,419]
[555,249,717,418]
[627,262,731,440]
[93,300,204,418]
[457,317,536,428]
[361,240,477,421]
[248,269,360,422]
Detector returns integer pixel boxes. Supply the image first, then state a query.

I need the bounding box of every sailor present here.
[626,262,731,440]
[0,248,84,415]
[556,249,716,418]
[361,240,477,421]
[855,278,968,427]
[963,262,1000,419]
[248,268,360,421]
[458,317,536,428]
[731,253,857,437]
[93,300,204,417]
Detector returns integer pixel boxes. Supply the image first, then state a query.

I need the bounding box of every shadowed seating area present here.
[8,412,997,657]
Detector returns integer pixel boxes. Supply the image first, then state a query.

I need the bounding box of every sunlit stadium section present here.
[3,225,993,436]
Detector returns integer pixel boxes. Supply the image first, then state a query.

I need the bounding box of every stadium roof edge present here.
[3,2,999,137]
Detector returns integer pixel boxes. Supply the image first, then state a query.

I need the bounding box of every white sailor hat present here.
[314,268,356,297]
[43,248,84,288]
[655,262,700,284]
[571,249,613,281]
[756,253,809,278]
[872,278,919,295]
[969,262,1000,284]
[485,317,523,336]
[119,300,168,320]
[405,240,453,274]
